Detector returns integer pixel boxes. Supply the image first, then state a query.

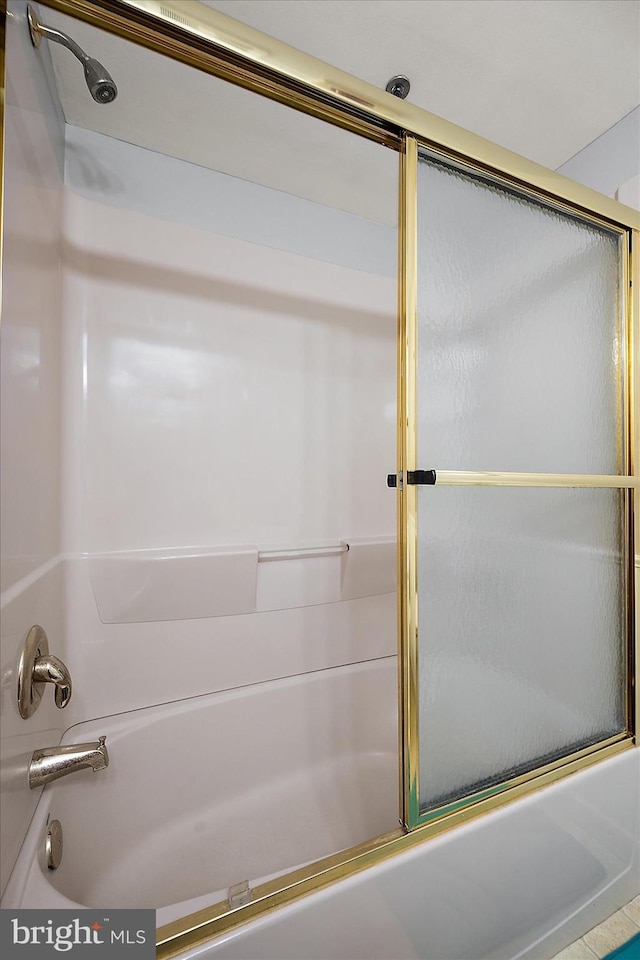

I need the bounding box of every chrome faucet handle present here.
[31,654,72,709]
[18,626,73,718]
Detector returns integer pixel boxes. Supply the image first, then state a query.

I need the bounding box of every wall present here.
[0,1,66,895]
[0,12,397,897]
[56,126,397,726]
[1,44,397,894]
[556,106,640,205]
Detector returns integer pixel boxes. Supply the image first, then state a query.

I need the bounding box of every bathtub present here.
[1,657,399,926]
[5,655,638,960]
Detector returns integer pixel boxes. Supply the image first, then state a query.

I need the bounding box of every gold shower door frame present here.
[0,1,637,956]
[398,135,638,830]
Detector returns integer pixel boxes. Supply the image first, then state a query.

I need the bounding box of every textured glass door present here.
[400,139,635,828]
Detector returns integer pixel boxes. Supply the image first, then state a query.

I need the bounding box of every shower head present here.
[82,58,118,104]
[27,5,118,104]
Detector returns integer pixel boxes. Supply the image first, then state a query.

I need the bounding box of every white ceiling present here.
[40,0,640,225]
[203,0,640,169]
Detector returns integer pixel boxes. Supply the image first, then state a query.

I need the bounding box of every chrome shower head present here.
[27,5,118,104]
[83,58,118,104]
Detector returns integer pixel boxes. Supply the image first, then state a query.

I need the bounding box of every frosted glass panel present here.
[417,486,626,813]
[417,155,622,474]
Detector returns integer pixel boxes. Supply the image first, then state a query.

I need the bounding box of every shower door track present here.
[1,1,637,956]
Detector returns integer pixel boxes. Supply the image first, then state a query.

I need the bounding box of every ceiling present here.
[203,0,640,167]
[39,0,640,225]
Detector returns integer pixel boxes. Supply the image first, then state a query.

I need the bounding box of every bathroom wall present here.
[0,28,398,893]
[559,98,640,886]
[0,1,66,895]
[57,126,398,724]
[556,106,640,204]
[0,12,398,893]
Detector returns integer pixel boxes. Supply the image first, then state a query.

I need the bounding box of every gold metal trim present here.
[410,734,631,828]
[398,136,419,828]
[619,231,629,478]
[631,230,639,741]
[433,471,640,488]
[402,144,638,829]
[36,0,640,233]
[37,0,401,147]
[396,141,407,828]
[621,229,636,739]
[417,143,629,238]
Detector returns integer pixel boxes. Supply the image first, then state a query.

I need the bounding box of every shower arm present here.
[27,5,118,104]
[28,8,89,65]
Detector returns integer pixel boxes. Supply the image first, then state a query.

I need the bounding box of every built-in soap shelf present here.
[88,537,396,624]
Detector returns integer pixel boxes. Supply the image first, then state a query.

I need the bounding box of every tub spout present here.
[29,736,109,789]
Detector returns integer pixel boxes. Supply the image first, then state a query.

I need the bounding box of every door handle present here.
[387,470,437,488]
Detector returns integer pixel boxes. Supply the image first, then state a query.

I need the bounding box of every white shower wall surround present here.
[63,125,397,277]
[88,539,395,623]
[55,124,398,725]
[0,1,66,896]
[59,557,396,723]
[1,14,398,897]
[61,130,397,558]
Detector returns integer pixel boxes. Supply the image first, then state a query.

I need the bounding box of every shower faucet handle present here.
[18,626,73,718]
[31,654,72,710]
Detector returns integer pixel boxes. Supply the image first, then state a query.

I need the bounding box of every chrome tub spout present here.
[29,736,109,789]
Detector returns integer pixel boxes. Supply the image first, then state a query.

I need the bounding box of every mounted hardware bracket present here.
[387,470,436,487]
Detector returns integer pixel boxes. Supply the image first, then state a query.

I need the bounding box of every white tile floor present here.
[551,897,640,960]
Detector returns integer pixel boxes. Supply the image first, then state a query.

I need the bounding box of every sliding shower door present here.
[400,137,636,828]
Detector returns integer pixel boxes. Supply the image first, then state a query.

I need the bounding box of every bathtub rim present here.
[156,735,634,959]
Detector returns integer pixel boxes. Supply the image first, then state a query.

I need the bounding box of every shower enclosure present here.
[402,141,634,829]
[0,1,637,958]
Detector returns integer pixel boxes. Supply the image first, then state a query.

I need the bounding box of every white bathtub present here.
[1,657,399,926]
[186,750,640,960]
[4,655,638,960]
